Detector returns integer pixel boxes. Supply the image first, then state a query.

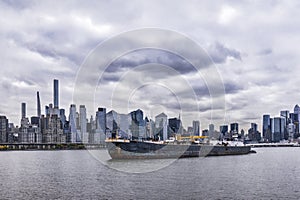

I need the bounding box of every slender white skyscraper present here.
[80,105,87,143]
[69,104,77,143]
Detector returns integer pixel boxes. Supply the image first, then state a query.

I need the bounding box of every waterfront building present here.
[45,114,65,143]
[192,120,200,136]
[145,117,155,138]
[287,122,295,141]
[130,109,145,139]
[0,116,8,143]
[220,125,228,135]
[95,107,107,143]
[248,123,261,142]
[106,110,131,138]
[168,117,182,136]
[272,117,283,142]
[280,110,289,139]
[155,112,168,140]
[262,114,272,142]
[208,124,215,133]
[230,123,239,135]
[202,129,209,136]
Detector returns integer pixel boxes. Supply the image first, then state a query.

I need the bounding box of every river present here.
[0,147,299,199]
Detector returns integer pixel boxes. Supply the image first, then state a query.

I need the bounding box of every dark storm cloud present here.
[105,49,196,75]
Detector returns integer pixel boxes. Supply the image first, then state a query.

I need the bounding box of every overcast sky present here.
[1,0,300,131]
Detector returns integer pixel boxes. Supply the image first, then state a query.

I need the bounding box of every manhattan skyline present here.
[1,1,300,131]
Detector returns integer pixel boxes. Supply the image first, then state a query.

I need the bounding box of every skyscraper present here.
[54,79,59,108]
[0,116,8,143]
[69,104,77,143]
[272,117,282,142]
[21,102,26,119]
[262,114,271,142]
[155,112,168,140]
[220,125,228,135]
[230,123,239,134]
[169,117,181,135]
[95,107,107,143]
[37,91,41,118]
[192,120,200,136]
[80,105,87,143]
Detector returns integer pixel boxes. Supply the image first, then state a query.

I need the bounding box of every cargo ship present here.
[105,137,251,159]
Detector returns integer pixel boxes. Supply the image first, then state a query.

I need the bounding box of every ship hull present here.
[106,141,251,159]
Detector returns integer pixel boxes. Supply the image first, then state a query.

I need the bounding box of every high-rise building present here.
[80,105,88,143]
[208,124,214,132]
[21,102,26,119]
[130,109,145,139]
[220,125,228,135]
[248,123,261,141]
[280,110,290,125]
[21,103,29,128]
[37,91,41,118]
[272,117,282,142]
[262,114,271,142]
[192,120,200,136]
[287,122,295,140]
[69,104,77,143]
[0,116,8,143]
[168,117,181,136]
[54,79,59,108]
[230,123,239,134]
[95,107,107,143]
[155,112,168,140]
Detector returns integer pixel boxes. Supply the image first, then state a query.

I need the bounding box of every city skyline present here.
[1,1,300,131]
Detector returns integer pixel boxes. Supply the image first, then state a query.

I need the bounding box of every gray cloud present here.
[1,0,300,131]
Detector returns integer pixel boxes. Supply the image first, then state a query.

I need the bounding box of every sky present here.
[1,0,300,132]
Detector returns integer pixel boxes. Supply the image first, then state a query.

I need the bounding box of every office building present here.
[0,116,8,143]
[262,114,271,142]
[130,109,145,139]
[192,120,200,136]
[230,123,239,134]
[155,112,168,140]
[95,107,107,143]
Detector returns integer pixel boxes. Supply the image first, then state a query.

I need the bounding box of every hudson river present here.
[1,147,300,199]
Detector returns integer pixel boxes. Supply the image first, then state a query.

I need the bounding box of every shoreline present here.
[0,143,106,151]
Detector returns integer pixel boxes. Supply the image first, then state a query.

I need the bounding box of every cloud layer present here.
[1,0,300,131]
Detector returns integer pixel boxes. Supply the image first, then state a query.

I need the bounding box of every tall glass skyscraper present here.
[262,114,271,141]
[53,79,59,108]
